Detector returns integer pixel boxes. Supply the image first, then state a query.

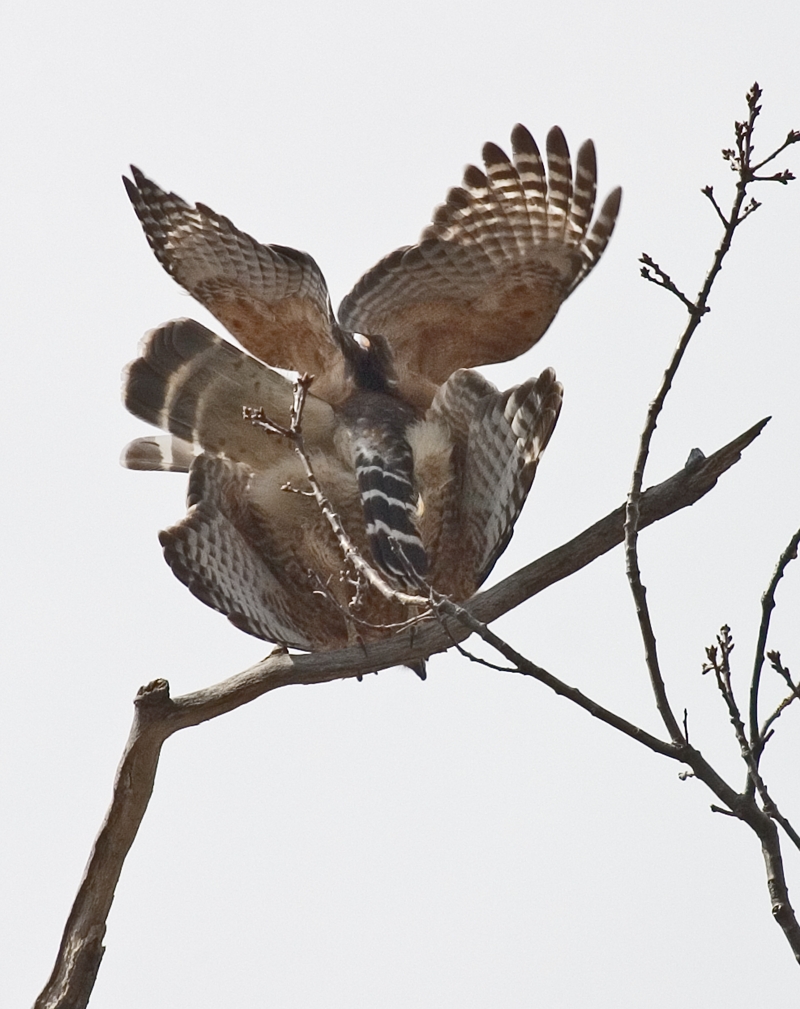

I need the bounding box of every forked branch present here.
[628,83,800,963]
[627,83,799,746]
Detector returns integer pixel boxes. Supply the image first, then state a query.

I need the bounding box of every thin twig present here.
[434,595,679,757]
[749,526,800,761]
[703,626,748,750]
[447,637,520,674]
[768,650,795,690]
[307,569,430,634]
[752,129,800,173]
[638,253,698,311]
[625,84,797,747]
[704,627,800,855]
[759,665,800,748]
[702,186,729,227]
[245,380,431,612]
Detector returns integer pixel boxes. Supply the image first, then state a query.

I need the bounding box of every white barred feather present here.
[338,123,621,385]
[122,122,614,653]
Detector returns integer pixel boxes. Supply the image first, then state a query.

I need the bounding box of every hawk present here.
[122,125,620,658]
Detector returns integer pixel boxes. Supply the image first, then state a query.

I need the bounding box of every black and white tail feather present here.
[349,411,428,589]
[334,330,430,590]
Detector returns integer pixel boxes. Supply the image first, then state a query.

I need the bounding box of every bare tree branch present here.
[701,626,799,849]
[34,681,172,1009]
[750,526,800,760]
[760,655,800,746]
[638,253,699,311]
[625,83,798,748]
[478,419,767,620]
[702,185,729,227]
[750,128,800,175]
[698,627,800,953]
[33,416,768,1008]
[620,83,800,964]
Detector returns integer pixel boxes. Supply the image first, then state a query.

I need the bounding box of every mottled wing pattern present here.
[158,454,349,648]
[338,125,621,388]
[120,319,422,646]
[124,168,342,382]
[426,367,563,595]
[123,125,614,655]
[463,368,562,583]
[121,323,563,645]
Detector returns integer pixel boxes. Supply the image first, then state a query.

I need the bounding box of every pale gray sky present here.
[2,1,799,1006]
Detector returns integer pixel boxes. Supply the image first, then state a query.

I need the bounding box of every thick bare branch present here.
[480,418,767,618]
[33,416,767,1008]
[748,813,800,962]
[34,681,173,1009]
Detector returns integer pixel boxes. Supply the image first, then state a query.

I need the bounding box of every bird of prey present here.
[122,124,620,654]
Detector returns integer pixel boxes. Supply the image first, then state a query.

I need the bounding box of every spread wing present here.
[124,168,344,385]
[338,125,621,386]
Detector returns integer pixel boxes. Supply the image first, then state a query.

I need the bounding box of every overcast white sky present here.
[2,1,799,1006]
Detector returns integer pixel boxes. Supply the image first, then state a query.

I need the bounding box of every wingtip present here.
[122,172,137,199]
[576,137,597,173]
[510,122,539,157]
[482,140,509,168]
[125,164,147,188]
[462,163,488,192]
[600,186,623,232]
[546,125,569,157]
